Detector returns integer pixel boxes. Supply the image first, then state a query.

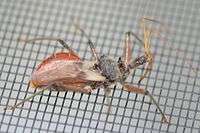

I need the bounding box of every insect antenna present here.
[4,86,49,111]
[73,22,100,61]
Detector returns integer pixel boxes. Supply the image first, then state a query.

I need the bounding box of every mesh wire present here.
[0,0,200,132]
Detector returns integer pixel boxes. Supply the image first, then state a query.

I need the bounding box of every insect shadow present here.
[5,17,169,123]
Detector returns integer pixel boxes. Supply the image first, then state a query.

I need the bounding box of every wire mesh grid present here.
[0,0,199,132]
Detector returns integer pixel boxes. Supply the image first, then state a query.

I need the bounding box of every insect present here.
[5,18,169,123]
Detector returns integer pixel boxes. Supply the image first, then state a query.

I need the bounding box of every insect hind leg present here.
[123,83,169,123]
[4,86,50,111]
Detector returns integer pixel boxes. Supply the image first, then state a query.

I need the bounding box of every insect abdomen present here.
[30,52,80,88]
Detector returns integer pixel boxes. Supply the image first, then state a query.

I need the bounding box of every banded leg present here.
[123,83,169,123]
[18,37,78,56]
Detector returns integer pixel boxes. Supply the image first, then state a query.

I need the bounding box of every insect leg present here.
[127,18,154,83]
[123,83,169,123]
[138,61,153,84]
[73,23,100,61]
[122,32,133,69]
[4,86,50,110]
[18,37,77,55]
[125,31,153,83]
[121,32,147,75]
[126,32,153,83]
[129,17,161,83]
[104,87,112,113]
[137,18,154,84]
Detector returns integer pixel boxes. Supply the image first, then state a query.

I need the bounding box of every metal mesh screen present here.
[0,0,199,132]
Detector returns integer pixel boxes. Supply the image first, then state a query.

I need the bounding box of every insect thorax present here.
[97,55,120,82]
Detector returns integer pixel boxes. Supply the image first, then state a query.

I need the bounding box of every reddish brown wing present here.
[35,52,80,71]
[30,52,106,88]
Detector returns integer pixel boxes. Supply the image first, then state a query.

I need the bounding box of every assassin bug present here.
[5,18,169,123]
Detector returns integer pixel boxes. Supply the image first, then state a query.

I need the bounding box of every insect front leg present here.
[125,19,154,83]
[136,18,155,84]
[121,30,148,70]
[123,83,169,123]
[137,17,173,83]
[18,37,78,56]
[119,31,145,77]
[122,32,133,69]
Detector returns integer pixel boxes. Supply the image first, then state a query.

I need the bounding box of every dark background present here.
[0,0,199,132]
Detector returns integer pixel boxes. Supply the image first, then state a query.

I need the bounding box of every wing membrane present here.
[31,60,106,87]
